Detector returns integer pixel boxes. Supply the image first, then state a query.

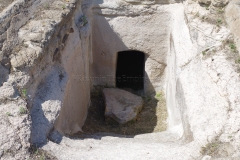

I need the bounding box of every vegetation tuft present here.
[201,141,221,156]
[20,88,27,99]
[19,106,27,115]
[29,145,57,160]
[6,112,12,116]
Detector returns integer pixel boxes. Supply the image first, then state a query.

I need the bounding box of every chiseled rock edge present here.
[178,0,240,158]
[0,0,82,159]
[42,0,240,159]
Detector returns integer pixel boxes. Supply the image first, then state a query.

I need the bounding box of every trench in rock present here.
[81,50,167,136]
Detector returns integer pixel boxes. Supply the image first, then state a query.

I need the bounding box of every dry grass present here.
[29,146,57,160]
[80,86,167,135]
[200,5,226,27]
[201,141,221,156]
[222,37,240,72]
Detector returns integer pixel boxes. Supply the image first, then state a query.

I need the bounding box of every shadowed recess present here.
[116,50,145,91]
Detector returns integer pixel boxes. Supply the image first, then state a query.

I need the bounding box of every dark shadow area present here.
[116,50,145,91]
[30,65,66,147]
[0,65,9,87]
[80,85,167,137]
[198,3,211,7]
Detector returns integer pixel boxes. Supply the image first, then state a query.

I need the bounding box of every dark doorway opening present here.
[116,50,145,91]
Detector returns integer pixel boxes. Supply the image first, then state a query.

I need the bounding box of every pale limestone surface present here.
[226,0,240,52]
[0,0,91,158]
[47,0,240,159]
[103,88,143,124]
[90,1,172,95]
[1,0,240,159]
[44,0,240,158]
[212,0,228,7]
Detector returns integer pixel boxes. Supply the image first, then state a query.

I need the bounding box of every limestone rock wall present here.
[89,0,240,158]
[89,0,189,135]
[0,0,91,157]
[54,3,91,136]
[90,1,177,95]
[176,0,240,157]
[0,0,46,158]
[225,0,240,53]
[1,0,240,159]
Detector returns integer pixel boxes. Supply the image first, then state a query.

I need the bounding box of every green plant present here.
[235,58,240,64]
[202,48,210,56]
[21,89,27,98]
[200,141,221,156]
[34,148,39,155]
[19,106,27,115]
[217,8,224,14]
[155,92,163,101]
[62,5,66,9]
[202,51,206,55]
[79,15,88,26]
[216,19,222,26]
[6,112,12,116]
[229,43,237,53]
[217,19,222,23]
[40,154,45,160]
[44,3,50,9]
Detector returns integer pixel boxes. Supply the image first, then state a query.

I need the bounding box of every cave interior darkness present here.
[116,50,145,91]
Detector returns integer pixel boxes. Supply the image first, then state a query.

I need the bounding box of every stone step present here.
[43,129,201,160]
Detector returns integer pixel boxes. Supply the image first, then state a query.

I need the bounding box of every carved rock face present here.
[212,0,229,7]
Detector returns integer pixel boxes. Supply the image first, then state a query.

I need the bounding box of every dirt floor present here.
[80,86,167,136]
[29,146,57,160]
[0,0,14,12]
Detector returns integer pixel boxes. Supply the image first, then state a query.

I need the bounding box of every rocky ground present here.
[0,0,81,159]
[1,0,240,159]
[0,0,14,12]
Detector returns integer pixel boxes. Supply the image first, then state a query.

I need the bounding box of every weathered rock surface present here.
[198,0,228,7]
[103,88,143,124]
[212,0,228,7]
[43,131,201,160]
[1,0,240,159]
[0,99,31,160]
[226,0,240,52]
[0,65,8,86]
[91,1,172,95]
[198,0,211,5]
[0,0,91,158]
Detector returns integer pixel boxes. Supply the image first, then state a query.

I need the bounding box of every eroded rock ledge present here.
[0,0,91,159]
